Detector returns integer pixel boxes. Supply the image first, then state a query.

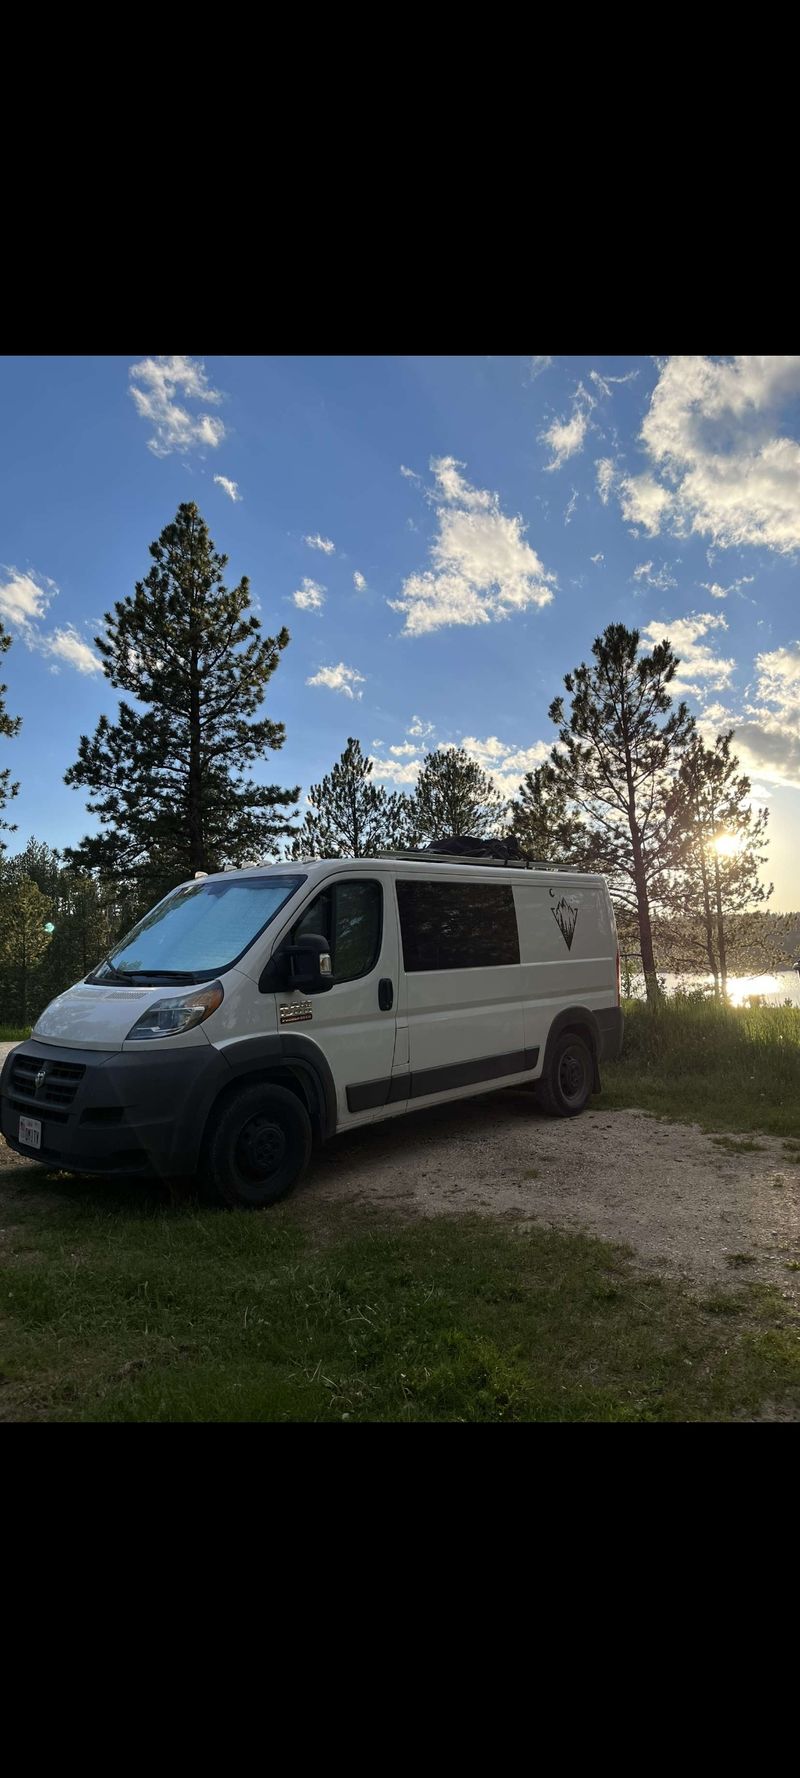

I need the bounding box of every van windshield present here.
[90,876,305,985]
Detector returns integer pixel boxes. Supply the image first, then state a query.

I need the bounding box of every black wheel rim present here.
[233,1113,287,1198]
[558,1045,588,1105]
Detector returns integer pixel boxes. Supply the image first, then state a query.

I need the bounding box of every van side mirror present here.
[259,933,334,995]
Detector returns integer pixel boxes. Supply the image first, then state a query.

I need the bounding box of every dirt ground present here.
[1,1039,798,1305]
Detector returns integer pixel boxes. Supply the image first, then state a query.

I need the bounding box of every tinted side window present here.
[290,880,382,982]
[397,879,519,972]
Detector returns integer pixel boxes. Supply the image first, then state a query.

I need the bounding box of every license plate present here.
[18,1115,42,1150]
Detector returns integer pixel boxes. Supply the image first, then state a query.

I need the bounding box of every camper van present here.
[0,854,623,1208]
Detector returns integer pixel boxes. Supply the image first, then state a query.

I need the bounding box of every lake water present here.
[626,970,800,1008]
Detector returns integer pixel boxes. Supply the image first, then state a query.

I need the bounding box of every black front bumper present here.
[0,1040,231,1177]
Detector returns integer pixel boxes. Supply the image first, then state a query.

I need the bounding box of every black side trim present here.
[220,1034,338,1140]
[347,1075,407,1113]
[346,1046,539,1114]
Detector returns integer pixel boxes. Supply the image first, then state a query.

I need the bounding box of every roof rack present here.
[378,848,564,871]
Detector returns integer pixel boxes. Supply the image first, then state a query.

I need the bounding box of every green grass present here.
[601,999,800,1139]
[0,1026,29,1043]
[0,1165,798,1422]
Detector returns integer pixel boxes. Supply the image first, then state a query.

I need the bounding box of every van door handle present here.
[378,978,394,1011]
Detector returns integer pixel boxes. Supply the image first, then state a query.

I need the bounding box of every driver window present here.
[290,880,382,983]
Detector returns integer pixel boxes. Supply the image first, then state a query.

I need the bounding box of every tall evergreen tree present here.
[667,731,771,996]
[0,617,21,850]
[508,762,590,864]
[288,738,413,858]
[0,876,53,1028]
[65,503,299,883]
[548,623,694,1001]
[410,747,503,843]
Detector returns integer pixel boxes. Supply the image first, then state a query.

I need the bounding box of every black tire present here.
[536,1033,594,1118]
[202,1083,312,1208]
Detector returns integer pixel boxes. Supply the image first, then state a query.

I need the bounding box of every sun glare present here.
[714,833,743,857]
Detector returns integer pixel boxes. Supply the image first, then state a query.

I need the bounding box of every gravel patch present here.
[1,1036,798,1306]
[302,1092,800,1305]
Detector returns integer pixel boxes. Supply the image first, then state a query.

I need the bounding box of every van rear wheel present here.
[537,1033,593,1118]
[203,1083,312,1208]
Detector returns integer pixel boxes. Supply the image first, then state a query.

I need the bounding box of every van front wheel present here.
[537,1033,593,1118]
[203,1083,312,1208]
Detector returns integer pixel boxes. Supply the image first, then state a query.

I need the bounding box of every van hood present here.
[33,982,184,1051]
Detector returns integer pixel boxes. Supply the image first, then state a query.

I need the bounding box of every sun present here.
[714,833,743,857]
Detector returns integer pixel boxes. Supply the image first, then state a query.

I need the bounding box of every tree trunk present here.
[695,800,719,998]
[630,827,659,1002]
[713,851,729,998]
[188,650,204,874]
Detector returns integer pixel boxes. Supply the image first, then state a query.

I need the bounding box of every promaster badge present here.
[279,1000,313,1024]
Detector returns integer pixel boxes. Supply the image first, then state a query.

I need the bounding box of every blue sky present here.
[2,354,800,906]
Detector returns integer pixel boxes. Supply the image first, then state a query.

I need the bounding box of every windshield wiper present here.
[91,963,138,984]
[122,969,198,983]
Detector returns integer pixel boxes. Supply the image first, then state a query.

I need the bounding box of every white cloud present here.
[292,578,326,611]
[371,729,551,799]
[353,571,367,591]
[214,474,241,502]
[564,489,579,525]
[400,465,421,482]
[0,567,55,629]
[698,644,800,789]
[370,754,423,786]
[596,458,616,504]
[304,533,335,554]
[590,552,604,565]
[408,715,435,739]
[589,367,639,398]
[306,661,365,699]
[430,456,495,510]
[391,457,556,636]
[41,626,102,675]
[614,355,800,553]
[0,566,100,675]
[541,400,590,472]
[618,472,674,535]
[129,355,225,457]
[632,559,678,590]
[639,611,735,701]
[699,575,755,601]
[459,734,550,798]
[529,356,553,380]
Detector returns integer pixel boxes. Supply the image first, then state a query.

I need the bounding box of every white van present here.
[0,853,623,1207]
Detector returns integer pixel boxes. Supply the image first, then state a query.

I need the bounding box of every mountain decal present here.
[551,894,578,951]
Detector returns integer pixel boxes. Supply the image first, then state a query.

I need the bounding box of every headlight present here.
[125,981,224,1041]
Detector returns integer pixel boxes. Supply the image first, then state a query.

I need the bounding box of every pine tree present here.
[508,762,590,864]
[288,738,414,858]
[410,747,503,843]
[667,731,772,996]
[549,623,694,1001]
[0,876,53,1028]
[64,503,299,883]
[0,617,21,850]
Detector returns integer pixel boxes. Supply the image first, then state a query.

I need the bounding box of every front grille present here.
[9,1098,69,1124]
[9,1055,86,1110]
